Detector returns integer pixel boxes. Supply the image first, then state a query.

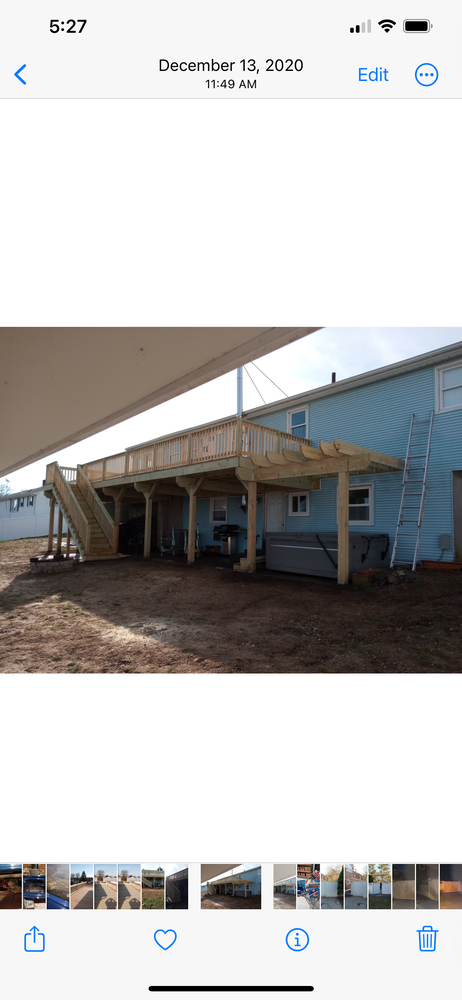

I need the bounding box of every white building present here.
[0,487,65,541]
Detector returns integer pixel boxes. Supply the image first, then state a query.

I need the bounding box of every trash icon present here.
[417,925,438,952]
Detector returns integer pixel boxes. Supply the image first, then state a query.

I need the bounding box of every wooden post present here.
[236,417,243,456]
[47,497,56,553]
[144,496,153,558]
[246,479,258,573]
[113,496,123,553]
[66,526,71,558]
[187,491,198,565]
[56,508,63,555]
[337,470,349,585]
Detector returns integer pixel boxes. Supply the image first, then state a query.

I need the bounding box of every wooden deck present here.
[44,416,404,581]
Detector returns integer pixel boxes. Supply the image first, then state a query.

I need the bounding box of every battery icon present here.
[403,19,432,31]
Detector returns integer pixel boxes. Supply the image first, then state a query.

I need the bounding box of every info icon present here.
[286,928,309,952]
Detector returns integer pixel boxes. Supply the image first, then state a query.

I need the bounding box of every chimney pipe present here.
[237,367,244,415]
[331,372,336,383]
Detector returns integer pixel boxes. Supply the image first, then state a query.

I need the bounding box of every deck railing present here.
[77,465,116,550]
[46,464,77,484]
[82,419,309,483]
[46,462,91,553]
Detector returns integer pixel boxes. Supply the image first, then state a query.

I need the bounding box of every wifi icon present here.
[379,18,396,31]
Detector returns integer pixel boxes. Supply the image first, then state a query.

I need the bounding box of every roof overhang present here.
[201,864,242,882]
[0,327,319,477]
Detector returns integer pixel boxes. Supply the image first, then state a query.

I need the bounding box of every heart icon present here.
[154,929,177,951]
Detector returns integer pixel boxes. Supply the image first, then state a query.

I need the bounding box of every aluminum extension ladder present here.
[390,411,434,571]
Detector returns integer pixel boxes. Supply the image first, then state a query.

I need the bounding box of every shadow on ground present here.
[1,537,462,673]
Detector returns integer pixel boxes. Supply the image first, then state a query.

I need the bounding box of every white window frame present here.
[336,481,374,526]
[287,406,309,440]
[209,496,228,524]
[435,360,462,413]
[287,491,310,517]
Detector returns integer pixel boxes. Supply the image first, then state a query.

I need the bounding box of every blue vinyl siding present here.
[250,359,462,563]
[178,359,462,565]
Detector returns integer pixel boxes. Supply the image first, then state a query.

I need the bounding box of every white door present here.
[265,492,285,534]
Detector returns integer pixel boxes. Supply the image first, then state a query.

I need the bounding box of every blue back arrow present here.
[14,64,27,85]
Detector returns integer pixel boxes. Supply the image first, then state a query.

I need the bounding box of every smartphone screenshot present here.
[1,2,461,998]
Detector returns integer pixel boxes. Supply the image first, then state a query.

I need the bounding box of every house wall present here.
[247,357,462,562]
[0,490,65,541]
[183,495,264,556]
[234,867,261,896]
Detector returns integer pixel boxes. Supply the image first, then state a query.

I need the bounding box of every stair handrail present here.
[47,461,91,553]
[77,465,116,550]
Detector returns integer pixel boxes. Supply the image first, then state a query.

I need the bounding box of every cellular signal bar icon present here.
[350,20,372,33]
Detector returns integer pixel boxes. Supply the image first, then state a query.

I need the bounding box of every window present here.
[10,498,19,512]
[436,361,462,411]
[346,484,374,525]
[288,492,310,516]
[210,497,227,523]
[27,495,35,507]
[287,407,308,439]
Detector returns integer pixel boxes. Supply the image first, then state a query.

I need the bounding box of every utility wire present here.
[244,366,266,405]
[250,361,289,397]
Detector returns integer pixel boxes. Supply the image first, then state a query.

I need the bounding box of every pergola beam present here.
[237,454,372,482]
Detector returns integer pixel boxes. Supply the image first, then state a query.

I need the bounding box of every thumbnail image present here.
[166,864,188,909]
[416,864,439,909]
[273,864,297,909]
[94,864,118,909]
[297,864,320,910]
[118,864,141,909]
[368,864,391,909]
[5,328,462,677]
[320,864,344,909]
[440,864,462,909]
[0,863,22,909]
[392,864,415,909]
[70,865,94,910]
[47,863,70,909]
[142,864,165,909]
[345,863,367,909]
[201,864,262,909]
[23,863,46,910]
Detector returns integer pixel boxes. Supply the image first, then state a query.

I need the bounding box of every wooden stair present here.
[69,485,116,557]
[45,461,119,561]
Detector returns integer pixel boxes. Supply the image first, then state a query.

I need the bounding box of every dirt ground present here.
[2,538,462,673]
[273,894,296,909]
[201,894,261,909]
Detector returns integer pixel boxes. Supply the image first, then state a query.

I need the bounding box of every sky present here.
[3,327,461,494]
[118,864,140,878]
[142,862,164,871]
[346,863,367,877]
[70,863,93,876]
[94,864,117,878]
[165,863,187,877]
